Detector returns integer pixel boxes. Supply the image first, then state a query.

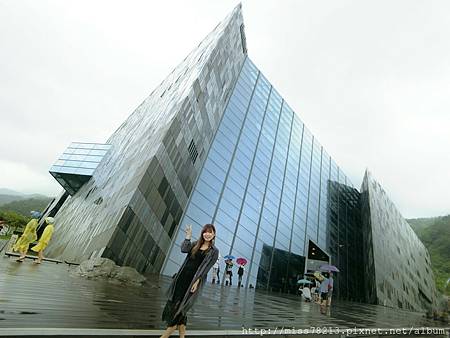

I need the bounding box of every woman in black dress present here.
[160,223,219,338]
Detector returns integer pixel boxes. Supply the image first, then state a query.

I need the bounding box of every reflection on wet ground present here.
[0,255,446,330]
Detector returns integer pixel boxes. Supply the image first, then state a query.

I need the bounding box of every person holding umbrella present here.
[160,224,219,338]
[297,279,312,301]
[224,255,234,286]
[237,257,247,287]
[327,271,334,306]
[318,273,330,308]
[319,264,339,307]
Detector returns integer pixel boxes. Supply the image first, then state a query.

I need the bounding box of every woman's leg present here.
[320,293,328,307]
[16,249,26,261]
[36,250,44,263]
[160,325,177,338]
[178,324,186,338]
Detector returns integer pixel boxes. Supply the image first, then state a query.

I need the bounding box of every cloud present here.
[0,159,60,196]
[1,0,449,218]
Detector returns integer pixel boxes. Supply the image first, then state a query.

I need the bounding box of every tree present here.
[409,215,450,296]
[0,197,51,217]
[0,210,30,233]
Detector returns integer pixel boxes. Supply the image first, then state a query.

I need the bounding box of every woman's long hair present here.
[191,224,216,257]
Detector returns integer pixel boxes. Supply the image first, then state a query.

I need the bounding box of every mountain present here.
[0,194,24,205]
[0,197,53,216]
[407,215,450,296]
[0,188,24,196]
[0,188,49,206]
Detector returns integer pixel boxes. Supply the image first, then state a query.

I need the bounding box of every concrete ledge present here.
[0,328,448,337]
[0,328,337,337]
[0,328,267,337]
[4,251,63,264]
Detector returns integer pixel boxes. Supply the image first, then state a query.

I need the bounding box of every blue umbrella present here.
[30,211,42,219]
[224,255,235,260]
[296,279,312,285]
[319,264,340,272]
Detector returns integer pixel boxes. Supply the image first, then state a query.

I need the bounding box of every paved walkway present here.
[0,255,447,336]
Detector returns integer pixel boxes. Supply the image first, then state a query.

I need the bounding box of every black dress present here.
[162,248,206,326]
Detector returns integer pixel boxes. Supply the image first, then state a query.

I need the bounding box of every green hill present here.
[0,197,53,217]
[407,217,439,232]
[0,194,23,205]
[407,215,450,296]
[0,189,50,208]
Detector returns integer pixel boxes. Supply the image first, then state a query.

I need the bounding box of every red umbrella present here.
[236,257,247,266]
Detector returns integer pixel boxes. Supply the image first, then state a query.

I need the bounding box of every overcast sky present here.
[1,0,449,219]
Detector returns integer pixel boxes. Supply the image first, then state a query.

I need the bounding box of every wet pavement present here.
[0,254,448,336]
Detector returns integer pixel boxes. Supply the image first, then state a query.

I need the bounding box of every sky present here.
[0,0,449,219]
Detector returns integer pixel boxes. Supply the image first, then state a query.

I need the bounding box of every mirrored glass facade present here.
[45,4,435,311]
[361,171,436,311]
[45,5,247,271]
[162,58,363,298]
[50,142,111,195]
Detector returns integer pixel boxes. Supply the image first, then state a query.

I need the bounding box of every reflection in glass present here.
[162,58,365,302]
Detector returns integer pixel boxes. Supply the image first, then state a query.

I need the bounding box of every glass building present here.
[50,142,112,195]
[161,58,361,297]
[43,5,436,310]
[360,171,435,311]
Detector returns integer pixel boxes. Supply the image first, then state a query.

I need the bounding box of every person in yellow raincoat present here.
[31,217,55,264]
[13,211,41,262]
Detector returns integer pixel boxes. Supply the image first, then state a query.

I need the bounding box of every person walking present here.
[215,261,220,284]
[327,272,334,306]
[160,224,219,338]
[225,259,233,286]
[314,277,321,303]
[13,211,41,262]
[319,273,330,308]
[237,264,244,287]
[211,258,219,284]
[30,217,55,264]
